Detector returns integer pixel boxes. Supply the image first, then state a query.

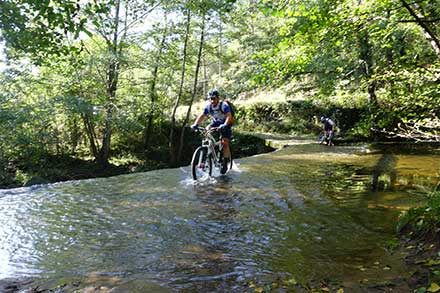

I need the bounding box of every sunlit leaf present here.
[428,283,440,292]
[284,278,297,286]
[425,259,440,267]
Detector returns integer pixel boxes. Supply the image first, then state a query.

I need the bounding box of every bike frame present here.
[199,127,223,167]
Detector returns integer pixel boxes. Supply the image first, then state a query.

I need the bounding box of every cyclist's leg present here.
[324,127,331,145]
[329,130,334,145]
[220,126,232,160]
[319,132,325,144]
[222,138,231,159]
[219,126,232,174]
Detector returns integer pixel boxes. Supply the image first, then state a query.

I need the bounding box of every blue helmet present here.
[208,89,219,99]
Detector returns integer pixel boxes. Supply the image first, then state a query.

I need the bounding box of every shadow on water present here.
[370,153,397,192]
[0,142,439,291]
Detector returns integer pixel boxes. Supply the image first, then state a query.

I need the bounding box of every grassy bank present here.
[396,188,440,292]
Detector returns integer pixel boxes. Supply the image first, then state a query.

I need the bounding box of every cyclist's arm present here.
[194,113,206,126]
[224,112,234,126]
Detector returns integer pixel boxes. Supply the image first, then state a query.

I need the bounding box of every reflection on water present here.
[0,143,439,291]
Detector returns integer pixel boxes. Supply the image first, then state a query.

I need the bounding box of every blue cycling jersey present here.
[323,118,335,131]
[203,101,231,124]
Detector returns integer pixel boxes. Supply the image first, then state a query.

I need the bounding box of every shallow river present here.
[0,143,439,291]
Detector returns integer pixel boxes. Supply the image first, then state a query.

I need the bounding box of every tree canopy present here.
[0,0,439,185]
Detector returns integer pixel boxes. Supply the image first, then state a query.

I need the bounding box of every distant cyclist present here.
[191,89,234,173]
[320,116,335,146]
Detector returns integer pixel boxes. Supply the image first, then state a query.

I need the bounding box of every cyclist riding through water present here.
[191,89,234,174]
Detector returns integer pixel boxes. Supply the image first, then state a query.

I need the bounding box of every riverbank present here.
[0,131,275,189]
[398,232,440,292]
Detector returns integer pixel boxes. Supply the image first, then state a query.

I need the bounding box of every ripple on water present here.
[0,143,438,290]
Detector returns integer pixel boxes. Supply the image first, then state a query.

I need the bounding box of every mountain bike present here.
[191,126,233,180]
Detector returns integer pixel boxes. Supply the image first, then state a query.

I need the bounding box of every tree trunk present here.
[169,9,191,166]
[98,101,115,165]
[177,15,206,163]
[98,0,121,165]
[69,116,80,154]
[144,21,168,150]
[81,113,99,159]
[202,57,207,98]
[218,15,223,84]
[359,30,377,131]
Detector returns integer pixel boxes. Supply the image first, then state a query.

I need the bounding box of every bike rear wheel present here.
[229,148,233,170]
[191,146,212,180]
[220,147,233,175]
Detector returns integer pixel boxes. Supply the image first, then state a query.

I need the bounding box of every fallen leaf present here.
[428,283,440,292]
[425,259,440,266]
[285,278,297,286]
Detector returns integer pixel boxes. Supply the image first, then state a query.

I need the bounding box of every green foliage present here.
[0,154,18,188]
[233,0,440,140]
[0,0,439,186]
[0,68,61,162]
[385,237,400,253]
[372,64,440,132]
[397,186,440,237]
[236,98,366,136]
[0,0,105,61]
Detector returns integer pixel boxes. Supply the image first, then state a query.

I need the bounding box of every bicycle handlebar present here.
[193,126,219,133]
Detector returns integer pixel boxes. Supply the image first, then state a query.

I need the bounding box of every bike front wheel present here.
[191,146,212,180]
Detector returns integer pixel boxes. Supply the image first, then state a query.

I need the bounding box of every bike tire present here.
[191,146,212,180]
[220,147,233,175]
[229,147,233,170]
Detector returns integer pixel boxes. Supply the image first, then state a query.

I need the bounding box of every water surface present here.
[0,143,439,291]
